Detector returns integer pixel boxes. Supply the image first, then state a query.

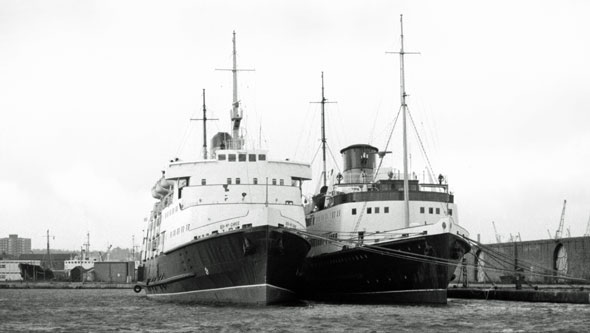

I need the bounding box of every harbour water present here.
[1,289,589,332]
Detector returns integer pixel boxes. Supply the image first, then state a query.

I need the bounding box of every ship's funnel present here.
[340,144,378,183]
[211,132,232,156]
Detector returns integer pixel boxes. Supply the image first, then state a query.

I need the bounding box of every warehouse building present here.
[93,261,135,283]
[0,260,41,281]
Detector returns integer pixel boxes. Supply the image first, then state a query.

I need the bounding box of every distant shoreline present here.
[0,281,134,289]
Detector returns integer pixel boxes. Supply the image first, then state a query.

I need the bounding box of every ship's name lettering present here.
[220,221,240,229]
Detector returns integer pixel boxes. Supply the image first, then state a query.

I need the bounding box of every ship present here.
[135,32,312,305]
[64,232,97,273]
[298,16,471,304]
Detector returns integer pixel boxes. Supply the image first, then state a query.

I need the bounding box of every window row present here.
[314,210,342,223]
[420,207,452,215]
[218,153,266,162]
[164,205,180,218]
[170,224,191,238]
[349,206,452,216]
[351,206,390,215]
[223,178,286,185]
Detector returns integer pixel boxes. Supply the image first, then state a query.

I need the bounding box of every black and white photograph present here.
[1,0,589,332]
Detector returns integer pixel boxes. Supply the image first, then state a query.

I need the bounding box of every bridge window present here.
[249,154,256,161]
[178,178,189,199]
[227,178,232,185]
[420,207,425,214]
[384,207,389,213]
[436,208,440,214]
[352,208,357,215]
[280,179,284,186]
[253,178,258,185]
[448,209,453,216]
[228,154,236,162]
[272,179,277,185]
[201,179,206,185]
[218,154,226,161]
[367,207,372,214]
[429,207,433,214]
[375,207,380,214]
[239,154,247,162]
[258,154,266,161]
[236,178,241,184]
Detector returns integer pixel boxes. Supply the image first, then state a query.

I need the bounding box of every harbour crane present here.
[492,221,502,243]
[105,244,112,261]
[554,200,567,239]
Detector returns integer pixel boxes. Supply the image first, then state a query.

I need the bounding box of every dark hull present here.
[298,233,470,304]
[139,225,310,305]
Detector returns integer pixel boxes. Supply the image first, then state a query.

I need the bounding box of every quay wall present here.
[0,281,133,289]
[457,236,590,284]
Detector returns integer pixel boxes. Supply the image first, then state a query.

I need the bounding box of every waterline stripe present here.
[345,288,445,295]
[148,283,294,297]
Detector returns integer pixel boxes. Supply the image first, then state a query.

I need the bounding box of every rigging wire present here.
[406,106,436,181]
[463,236,588,284]
[309,143,323,166]
[367,98,384,144]
[373,105,402,180]
[293,102,317,160]
[327,103,345,157]
[294,228,590,285]
[175,110,198,159]
[326,144,342,174]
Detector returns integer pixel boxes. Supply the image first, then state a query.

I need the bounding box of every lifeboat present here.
[151,177,174,199]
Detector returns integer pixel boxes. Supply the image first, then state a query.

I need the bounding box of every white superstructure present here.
[143,149,311,259]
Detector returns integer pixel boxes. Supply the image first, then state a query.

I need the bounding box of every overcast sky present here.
[1,0,589,251]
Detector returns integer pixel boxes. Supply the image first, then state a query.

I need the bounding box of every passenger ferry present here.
[136,32,312,305]
[299,16,471,304]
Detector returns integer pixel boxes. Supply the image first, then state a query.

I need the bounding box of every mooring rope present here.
[290,228,590,285]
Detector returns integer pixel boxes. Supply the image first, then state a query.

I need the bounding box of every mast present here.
[399,15,410,228]
[84,232,90,260]
[46,229,52,269]
[311,72,336,188]
[191,89,218,158]
[216,31,254,149]
[321,72,327,187]
[202,89,208,159]
[231,31,242,148]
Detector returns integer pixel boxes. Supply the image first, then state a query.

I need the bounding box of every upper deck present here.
[164,149,311,183]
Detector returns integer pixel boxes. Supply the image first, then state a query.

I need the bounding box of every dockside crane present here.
[105,244,112,261]
[492,221,502,243]
[554,200,567,239]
